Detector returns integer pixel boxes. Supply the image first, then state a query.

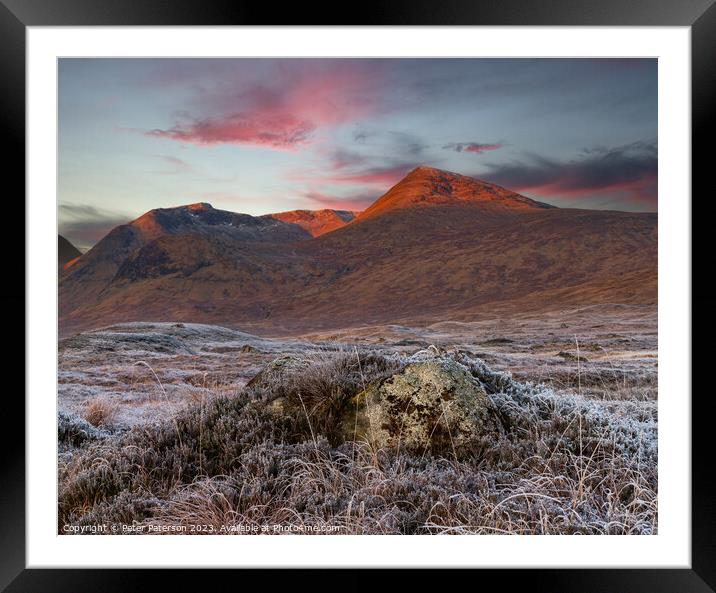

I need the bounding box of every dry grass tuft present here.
[81,398,118,428]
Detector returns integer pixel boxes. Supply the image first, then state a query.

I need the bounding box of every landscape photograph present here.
[57,58,658,535]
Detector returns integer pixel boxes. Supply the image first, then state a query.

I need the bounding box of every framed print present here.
[5,0,713,590]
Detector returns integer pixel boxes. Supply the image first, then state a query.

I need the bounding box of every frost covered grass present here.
[527,360,658,402]
[58,410,111,449]
[58,348,657,535]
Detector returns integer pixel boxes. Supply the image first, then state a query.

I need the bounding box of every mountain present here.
[357,166,554,220]
[58,202,309,321]
[264,209,359,237]
[58,235,82,269]
[59,167,657,336]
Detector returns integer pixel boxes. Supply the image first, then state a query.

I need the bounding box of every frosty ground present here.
[58,303,657,535]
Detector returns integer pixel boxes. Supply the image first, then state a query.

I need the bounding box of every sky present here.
[58,58,657,250]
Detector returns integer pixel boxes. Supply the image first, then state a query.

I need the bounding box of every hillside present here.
[59,167,657,336]
[58,235,82,269]
[58,202,309,320]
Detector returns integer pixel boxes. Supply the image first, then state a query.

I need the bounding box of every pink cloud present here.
[145,62,386,149]
[483,142,657,206]
[147,113,315,149]
[517,177,657,204]
[283,67,380,126]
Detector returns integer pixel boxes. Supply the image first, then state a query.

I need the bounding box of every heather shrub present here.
[58,410,110,447]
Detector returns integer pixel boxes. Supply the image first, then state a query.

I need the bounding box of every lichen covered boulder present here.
[352,352,499,456]
[246,347,502,457]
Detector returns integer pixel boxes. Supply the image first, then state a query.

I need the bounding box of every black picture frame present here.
[4,0,712,590]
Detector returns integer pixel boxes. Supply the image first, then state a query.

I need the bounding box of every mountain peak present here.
[186,202,214,211]
[265,208,359,237]
[404,165,479,182]
[138,201,213,214]
[357,166,554,220]
[410,164,440,173]
[140,202,214,219]
[121,201,309,244]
